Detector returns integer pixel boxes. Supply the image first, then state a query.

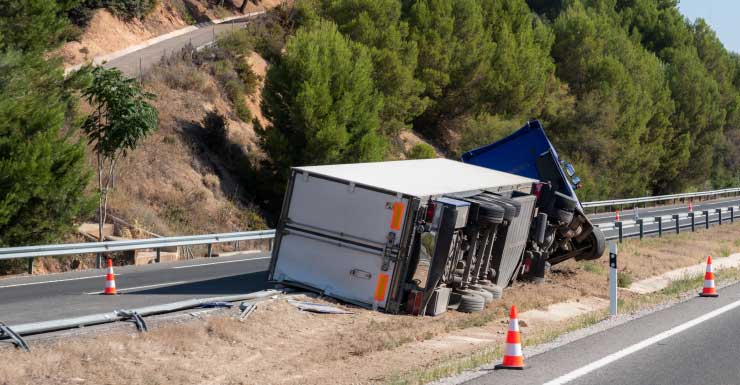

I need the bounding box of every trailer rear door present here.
[272,172,410,309]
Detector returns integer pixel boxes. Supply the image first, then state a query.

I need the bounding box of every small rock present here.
[519,320,528,327]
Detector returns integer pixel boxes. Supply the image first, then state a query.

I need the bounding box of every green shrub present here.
[202,111,228,149]
[219,29,254,57]
[234,60,259,96]
[617,271,633,288]
[407,143,437,159]
[234,101,252,122]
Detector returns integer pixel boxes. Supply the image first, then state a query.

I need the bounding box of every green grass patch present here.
[617,271,633,288]
[580,261,605,275]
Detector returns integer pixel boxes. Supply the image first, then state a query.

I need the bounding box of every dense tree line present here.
[259,0,740,203]
[0,1,94,262]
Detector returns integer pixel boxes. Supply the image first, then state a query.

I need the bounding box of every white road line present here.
[0,274,109,289]
[85,281,188,295]
[172,256,270,269]
[543,296,740,385]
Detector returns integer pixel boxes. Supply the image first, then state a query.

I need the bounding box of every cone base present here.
[494,364,525,370]
[699,292,718,297]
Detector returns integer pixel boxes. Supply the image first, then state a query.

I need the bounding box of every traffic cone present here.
[615,210,620,221]
[496,305,525,370]
[104,258,117,295]
[700,256,718,297]
[689,200,693,213]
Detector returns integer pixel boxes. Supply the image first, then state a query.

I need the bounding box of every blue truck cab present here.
[462,120,605,278]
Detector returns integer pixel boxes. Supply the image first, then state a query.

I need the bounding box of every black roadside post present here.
[156,248,161,263]
[207,243,213,258]
[673,214,680,234]
[617,221,623,243]
[716,208,723,225]
[655,216,663,237]
[731,206,735,223]
[27,257,33,275]
[704,210,710,229]
[638,218,644,240]
[689,212,695,232]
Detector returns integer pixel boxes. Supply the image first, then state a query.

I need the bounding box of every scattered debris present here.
[239,302,257,321]
[287,300,352,314]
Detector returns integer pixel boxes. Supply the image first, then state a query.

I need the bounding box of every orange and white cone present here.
[496,305,525,370]
[615,210,620,221]
[700,256,718,297]
[688,200,694,213]
[104,258,117,295]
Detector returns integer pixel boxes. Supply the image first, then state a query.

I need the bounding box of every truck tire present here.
[470,288,494,303]
[581,227,606,260]
[458,294,485,313]
[480,284,503,299]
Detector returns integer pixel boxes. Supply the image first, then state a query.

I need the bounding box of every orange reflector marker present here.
[374,273,390,302]
[390,202,405,230]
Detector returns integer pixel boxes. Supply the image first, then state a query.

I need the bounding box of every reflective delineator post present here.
[609,242,618,317]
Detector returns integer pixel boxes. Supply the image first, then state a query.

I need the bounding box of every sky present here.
[678,0,740,54]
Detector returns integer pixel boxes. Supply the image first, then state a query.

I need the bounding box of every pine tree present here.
[0,52,93,255]
[259,20,386,200]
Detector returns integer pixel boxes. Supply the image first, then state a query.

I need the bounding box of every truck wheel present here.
[458,294,485,313]
[585,227,606,260]
[480,284,503,299]
[472,288,494,303]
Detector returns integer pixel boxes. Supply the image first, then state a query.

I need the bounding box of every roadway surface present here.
[0,252,270,325]
[101,15,260,76]
[464,282,740,385]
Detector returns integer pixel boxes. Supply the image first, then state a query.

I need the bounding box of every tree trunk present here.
[97,152,104,241]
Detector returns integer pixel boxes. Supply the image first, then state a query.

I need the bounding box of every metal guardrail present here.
[582,187,740,209]
[0,230,276,274]
[598,206,738,242]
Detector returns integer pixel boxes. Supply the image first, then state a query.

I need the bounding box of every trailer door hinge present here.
[381,232,399,271]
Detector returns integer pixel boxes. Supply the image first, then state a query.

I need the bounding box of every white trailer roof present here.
[294,158,537,197]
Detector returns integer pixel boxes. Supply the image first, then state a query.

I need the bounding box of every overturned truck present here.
[268,121,605,315]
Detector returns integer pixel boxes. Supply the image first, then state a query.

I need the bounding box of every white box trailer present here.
[268,159,537,314]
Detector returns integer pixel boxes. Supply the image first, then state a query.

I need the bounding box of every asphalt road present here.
[464,281,740,385]
[0,252,271,325]
[102,16,259,77]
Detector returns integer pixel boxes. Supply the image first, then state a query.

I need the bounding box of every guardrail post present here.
[236,240,240,251]
[96,253,102,269]
[704,210,710,229]
[27,257,33,275]
[731,206,735,223]
[207,244,213,258]
[609,242,618,317]
[716,208,722,225]
[689,212,695,232]
[638,218,644,240]
[673,214,680,234]
[655,216,662,237]
[155,248,161,263]
[269,238,274,251]
[616,221,623,243]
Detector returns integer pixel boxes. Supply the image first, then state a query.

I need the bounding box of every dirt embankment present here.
[3,223,740,385]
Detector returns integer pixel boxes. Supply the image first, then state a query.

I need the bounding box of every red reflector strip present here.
[390,202,405,230]
[374,273,389,302]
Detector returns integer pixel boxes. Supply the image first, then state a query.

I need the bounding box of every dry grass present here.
[3,224,740,385]
[104,54,267,237]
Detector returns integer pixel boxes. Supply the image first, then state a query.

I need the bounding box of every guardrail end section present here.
[0,321,29,352]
